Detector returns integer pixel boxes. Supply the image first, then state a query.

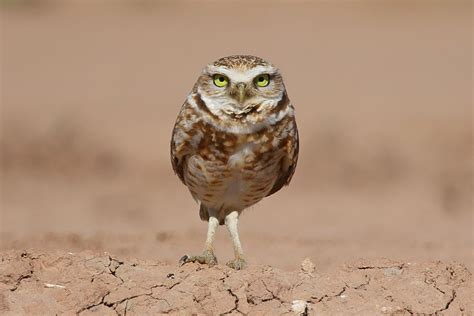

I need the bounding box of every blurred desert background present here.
[1,0,472,274]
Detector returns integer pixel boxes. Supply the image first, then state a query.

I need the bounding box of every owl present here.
[171,55,298,270]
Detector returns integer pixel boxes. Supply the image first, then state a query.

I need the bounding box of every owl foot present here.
[179,249,218,267]
[226,257,246,270]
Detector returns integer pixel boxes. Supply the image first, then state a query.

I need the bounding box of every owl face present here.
[194,56,286,119]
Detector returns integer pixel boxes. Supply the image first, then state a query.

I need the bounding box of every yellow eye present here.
[254,74,270,87]
[213,74,229,87]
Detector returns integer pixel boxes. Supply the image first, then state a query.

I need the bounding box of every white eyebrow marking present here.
[206,65,277,83]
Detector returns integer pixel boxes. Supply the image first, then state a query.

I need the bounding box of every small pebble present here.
[44,283,65,289]
[291,300,308,315]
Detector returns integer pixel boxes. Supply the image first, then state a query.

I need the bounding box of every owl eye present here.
[213,74,229,87]
[254,74,270,87]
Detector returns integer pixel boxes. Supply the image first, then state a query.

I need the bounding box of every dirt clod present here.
[300,258,316,275]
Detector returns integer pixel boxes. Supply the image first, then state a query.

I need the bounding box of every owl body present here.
[171,55,298,225]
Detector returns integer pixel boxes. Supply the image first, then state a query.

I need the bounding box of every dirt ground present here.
[1,250,472,315]
[1,1,473,314]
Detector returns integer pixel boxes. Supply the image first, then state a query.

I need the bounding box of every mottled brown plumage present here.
[171,55,298,269]
[212,55,269,69]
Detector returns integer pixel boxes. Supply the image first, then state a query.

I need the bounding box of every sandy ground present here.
[1,250,472,315]
[1,1,473,314]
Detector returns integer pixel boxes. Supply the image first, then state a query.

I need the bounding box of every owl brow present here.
[224,70,276,83]
[206,65,276,77]
[210,73,227,78]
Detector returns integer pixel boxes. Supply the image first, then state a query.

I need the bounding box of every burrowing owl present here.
[171,55,298,270]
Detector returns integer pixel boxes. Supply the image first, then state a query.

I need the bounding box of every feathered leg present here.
[225,211,246,270]
[179,212,218,266]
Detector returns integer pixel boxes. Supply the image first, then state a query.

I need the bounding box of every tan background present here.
[1,1,472,272]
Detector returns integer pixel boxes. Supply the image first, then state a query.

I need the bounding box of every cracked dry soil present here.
[0,251,472,315]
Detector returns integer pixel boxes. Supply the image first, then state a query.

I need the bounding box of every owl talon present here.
[179,255,190,266]
[179,250,218,267]
[227,258,246,270]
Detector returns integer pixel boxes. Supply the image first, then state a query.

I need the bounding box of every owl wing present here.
[170,102,196,184]
[267,118,299,196]
[170,132,186,184]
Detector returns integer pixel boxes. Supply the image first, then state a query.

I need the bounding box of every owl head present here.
[194,55,287,120]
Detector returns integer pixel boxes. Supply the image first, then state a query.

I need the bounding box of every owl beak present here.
[236,82,246,103]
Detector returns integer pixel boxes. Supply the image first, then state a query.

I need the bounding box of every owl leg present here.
[179,216,218,266]
[225,211,246,270]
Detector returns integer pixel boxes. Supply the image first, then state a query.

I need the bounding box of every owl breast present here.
[183,131,284,213]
